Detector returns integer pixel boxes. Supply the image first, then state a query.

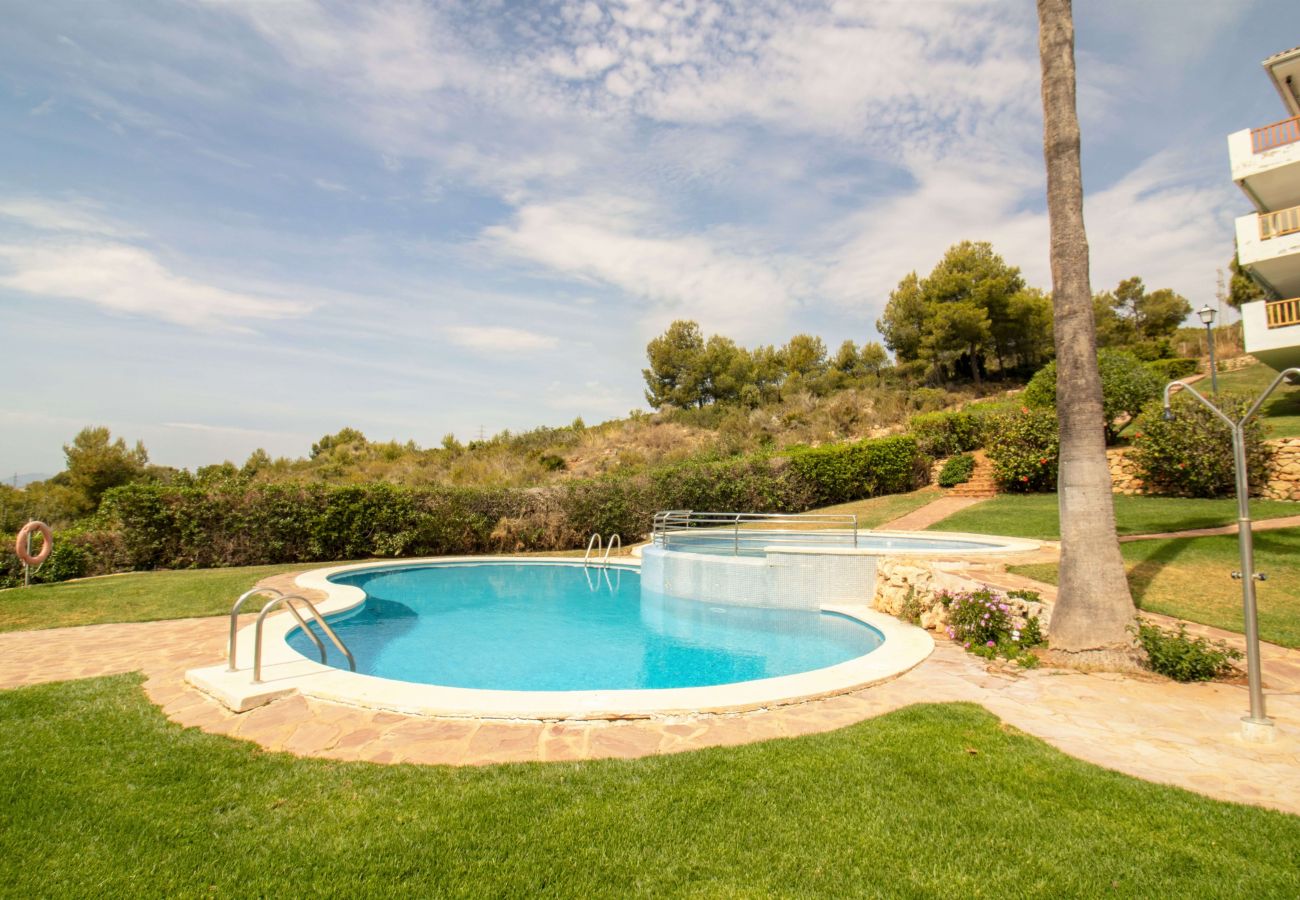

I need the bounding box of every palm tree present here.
[1036,0,1137,665]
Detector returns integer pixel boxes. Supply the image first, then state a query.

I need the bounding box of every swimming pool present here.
[659,530,1002,557]
[288,563,883,691]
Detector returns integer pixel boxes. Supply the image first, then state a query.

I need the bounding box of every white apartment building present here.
[1230,45,1300,372]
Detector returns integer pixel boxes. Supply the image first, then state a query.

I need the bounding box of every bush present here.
[90,434,925,571]
[937,454,976,487]
[785,435,925,507]
[1130,392,1270,498]
[1145,357,1198,382]
[1133,619,1241,682]
[939,587,1042,667]
[985,408,1059,492]
[0,530,92,587]
[1023,349,1162,444]
[909,411,982,457]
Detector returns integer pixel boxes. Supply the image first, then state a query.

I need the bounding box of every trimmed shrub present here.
[986,408,1059,492]
[1130,392,1269,498]
[89,433,925,571]
[909,411,982,457]
[787,435,924,506]
[1023,349,1162,444]
[1145,357,1198,382]
[1133,619,1241,682]
[937,454,975,488]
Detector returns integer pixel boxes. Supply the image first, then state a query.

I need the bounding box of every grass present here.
[0,563,313,633]
[1011,528,1300,649]
[815,487,941,528]
[2,676,1297,897]
[927,493,1299,540]
[0,550,604,634]
[1213,362,1300,439]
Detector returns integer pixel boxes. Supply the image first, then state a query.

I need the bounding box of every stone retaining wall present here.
[1264,438,1300,501]
[872,558,1052,637]
[1108,438,1300,501]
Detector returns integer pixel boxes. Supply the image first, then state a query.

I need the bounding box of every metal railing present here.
[1259,204,1300,240]
[583,533,623,568]
[1252,115,1300,153]
[1265,298,1300,329]
[250,593,356,684]
[651,510,859,556]
[228,587,282,671]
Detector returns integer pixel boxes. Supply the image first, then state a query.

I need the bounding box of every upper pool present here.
[658,529,1000,557]
[288,562,883,691]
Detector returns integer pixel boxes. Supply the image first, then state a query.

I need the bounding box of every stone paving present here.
[1,601,1297,815]
[879,495,987,531]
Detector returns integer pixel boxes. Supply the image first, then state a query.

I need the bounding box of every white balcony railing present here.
[1259,205,1300,240]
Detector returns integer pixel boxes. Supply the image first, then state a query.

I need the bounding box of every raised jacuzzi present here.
[641,519,1039,611]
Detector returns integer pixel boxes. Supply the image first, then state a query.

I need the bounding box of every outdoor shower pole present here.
[1229,419,1266,731]
[1163,367,1300,741]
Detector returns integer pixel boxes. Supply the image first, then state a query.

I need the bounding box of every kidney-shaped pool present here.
[288,562,883,691]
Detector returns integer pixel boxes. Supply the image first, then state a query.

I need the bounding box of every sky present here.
[2,0,1298,476]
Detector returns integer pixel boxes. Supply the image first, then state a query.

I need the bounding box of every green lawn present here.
[1,676,1296,897]
[0,563,312,633]
[812,487,941,528]
[1011,528,1300,649]
[927,493,1299,540]
[1213,362,1300,439]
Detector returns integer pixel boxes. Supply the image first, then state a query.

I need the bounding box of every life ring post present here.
[15,521,53,587]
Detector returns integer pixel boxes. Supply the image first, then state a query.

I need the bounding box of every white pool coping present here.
[187,555,937,720]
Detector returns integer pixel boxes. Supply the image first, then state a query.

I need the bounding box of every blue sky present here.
[2,0,1298,475]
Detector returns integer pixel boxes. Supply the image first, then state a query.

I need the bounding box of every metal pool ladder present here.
[583,533,621,568]
[226,587,356,683]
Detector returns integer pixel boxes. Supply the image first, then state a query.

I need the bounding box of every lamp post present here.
[1162,367,1300,743]
[1198,304,1219,395]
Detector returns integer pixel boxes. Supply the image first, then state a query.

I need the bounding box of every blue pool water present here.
[288,563,883,691]
[661,531,997,557]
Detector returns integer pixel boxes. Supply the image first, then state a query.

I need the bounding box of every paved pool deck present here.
[1,587,1297,815]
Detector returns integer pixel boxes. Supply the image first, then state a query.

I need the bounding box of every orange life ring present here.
[15,521,52,566]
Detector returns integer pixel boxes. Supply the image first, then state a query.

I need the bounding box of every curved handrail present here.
[228,587,283,671]
[253,593,356,684]
[600,533,622,567]
[583,533,603,567]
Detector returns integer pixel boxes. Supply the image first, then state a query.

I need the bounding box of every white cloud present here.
[0,239,311,330]
[483,196,809,340]
[0,197,139,238]
[445,325,559,353]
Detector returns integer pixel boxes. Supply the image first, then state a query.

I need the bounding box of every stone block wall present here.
[1108,439,1300,501]
[1263,438,1300,501]
[872,558,1052,637]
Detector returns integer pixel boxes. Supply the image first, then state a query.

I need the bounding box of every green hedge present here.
[1130,393,1269,498]
[986,408,1059,492]
[937,454,976,488]
[67,434,925,574]
[908,411,983,457]
[1145,357,1199,382]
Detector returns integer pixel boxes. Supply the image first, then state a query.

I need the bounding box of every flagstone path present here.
[1,595,1297,814]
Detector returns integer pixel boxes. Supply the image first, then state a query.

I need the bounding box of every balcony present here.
[1267,298,1300,329]
[1229,124,1300,211]
[1236,211,1300,297]
[1259,204,1300,240]
[1251,115,1300,153]
[1243,299,1300,372]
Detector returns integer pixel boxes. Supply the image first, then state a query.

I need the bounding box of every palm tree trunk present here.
[1037,0,1137,664]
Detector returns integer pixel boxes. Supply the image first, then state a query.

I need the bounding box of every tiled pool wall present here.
[640,545,878,610]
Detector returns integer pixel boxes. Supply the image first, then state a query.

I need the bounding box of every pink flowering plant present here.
[940,587,1042,667]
